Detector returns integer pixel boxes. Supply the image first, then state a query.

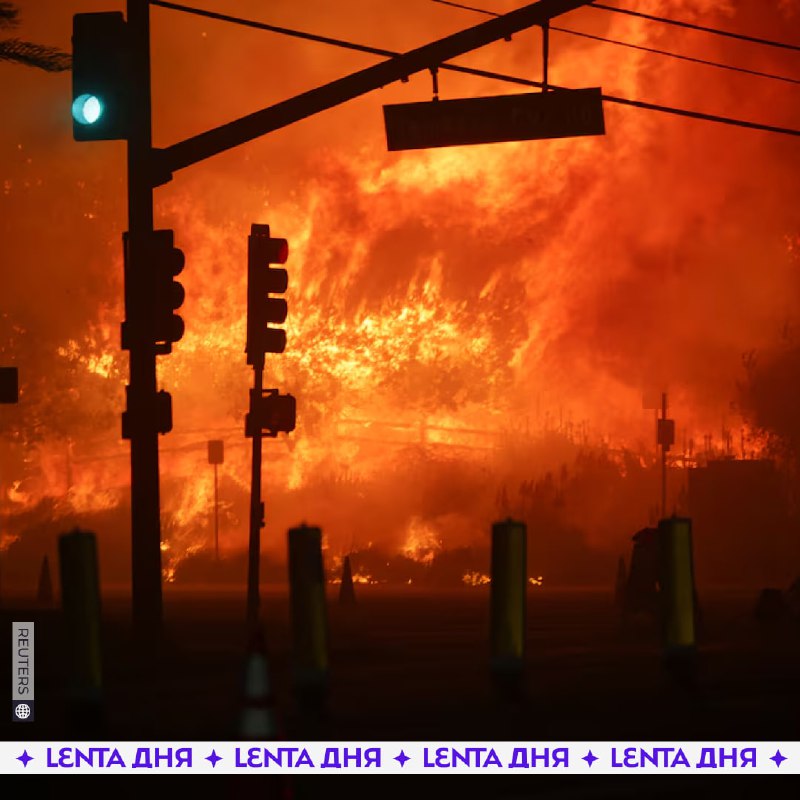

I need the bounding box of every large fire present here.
[1,1,798,589]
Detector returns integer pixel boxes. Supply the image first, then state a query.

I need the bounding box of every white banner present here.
[1,741,799,774]
[10,622,34,724]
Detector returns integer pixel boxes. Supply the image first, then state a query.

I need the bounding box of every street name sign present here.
[383,87,605,150]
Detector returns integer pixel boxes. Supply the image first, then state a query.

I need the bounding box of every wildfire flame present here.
[0,1,797,586]
[329,571,380,585]
[402,517,443,565]
[461,572,544,587]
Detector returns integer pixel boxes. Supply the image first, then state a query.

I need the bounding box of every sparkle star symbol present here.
[17,750,33,768]
[770,750,787,768]
[394,750,410,767]
[582,750,598,767]
[205,750,222,768]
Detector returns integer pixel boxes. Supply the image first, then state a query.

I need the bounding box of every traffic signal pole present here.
[247,355,264,626]
[156,0,592,177]
[126,0,162,639]
[76,0,590,639]
[245,227,292,625]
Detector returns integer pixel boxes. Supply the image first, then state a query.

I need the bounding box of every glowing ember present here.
[461,572,543,587]
[462,571,490,587]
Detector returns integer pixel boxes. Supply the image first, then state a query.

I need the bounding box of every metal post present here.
[126,0,162,638]
[661,392,667,518]
[247,359,264,625]
[213,462,219,561]
[542,21,549,91]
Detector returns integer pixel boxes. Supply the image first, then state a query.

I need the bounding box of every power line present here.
[590,2,800,53]
[598,94,800,138]
[431,0,503,15]
[151,0,800,138]
[151,0,392,56]
[558,28,800,86]
[430,0,800,84]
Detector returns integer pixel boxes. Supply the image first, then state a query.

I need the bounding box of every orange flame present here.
[1,1,796,584]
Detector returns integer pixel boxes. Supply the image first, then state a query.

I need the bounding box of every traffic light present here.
[122,387,172,438]
[246,224,289,365]
[245,389,296,438]
[0,367,18,404]
[151,230,185,355]
[71,12,130,141]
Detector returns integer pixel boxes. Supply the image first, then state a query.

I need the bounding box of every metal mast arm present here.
[157,0,592,177]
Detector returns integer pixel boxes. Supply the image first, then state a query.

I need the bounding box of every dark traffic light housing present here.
[72,12,131,141]
[0,367,18,404]
[151,230,185,355]
[246,224,289,365]
[120,230,184,353]
[245,389,297,438]
[122,387,173,438]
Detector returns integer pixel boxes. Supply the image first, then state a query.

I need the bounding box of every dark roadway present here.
[1,586,797,798]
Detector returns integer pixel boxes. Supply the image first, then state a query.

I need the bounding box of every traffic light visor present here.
[273,239,289,264]
[250,235,289,265]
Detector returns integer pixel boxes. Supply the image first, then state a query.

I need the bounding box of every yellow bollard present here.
[657,516,697,653]
[58,528,104,733]
[287,524,329,703]
[657,516,699,690]
[490,518,527,687]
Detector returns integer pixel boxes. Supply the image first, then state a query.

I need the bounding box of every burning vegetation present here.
[1,0,799,593]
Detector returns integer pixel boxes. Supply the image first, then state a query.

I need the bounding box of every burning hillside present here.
[1,0,799,591]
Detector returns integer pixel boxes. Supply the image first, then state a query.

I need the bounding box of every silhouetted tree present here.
[0,2,70,72]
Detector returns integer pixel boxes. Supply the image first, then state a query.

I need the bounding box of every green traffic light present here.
[72,93,104,126]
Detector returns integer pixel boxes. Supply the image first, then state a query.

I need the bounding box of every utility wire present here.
[151,0,800,138]
[433,0,800,52]
[590,2,800,53]
[560,28,800,85]
[430,0,800,84]
[151,0,388,55]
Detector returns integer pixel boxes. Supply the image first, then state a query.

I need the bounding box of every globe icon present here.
[15,703,31,720]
